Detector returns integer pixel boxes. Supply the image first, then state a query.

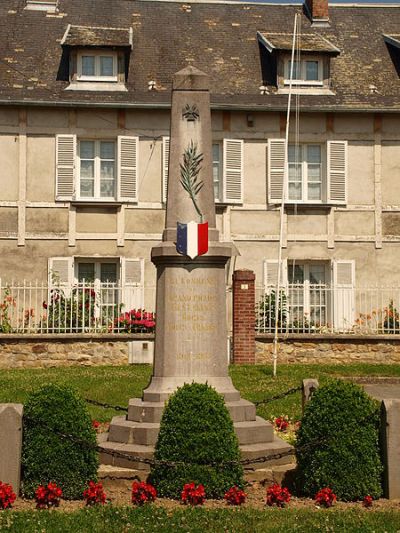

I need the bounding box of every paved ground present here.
[362,384,400,401]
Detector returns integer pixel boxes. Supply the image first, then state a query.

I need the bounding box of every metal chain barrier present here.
[84,398,128,412]
[253,386,302,407]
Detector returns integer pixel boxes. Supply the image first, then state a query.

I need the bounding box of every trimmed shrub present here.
[149,383,244,499]
[296,380,383,501]
[22,384,98,500]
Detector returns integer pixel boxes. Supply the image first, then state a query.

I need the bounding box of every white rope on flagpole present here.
[273,13,299,378]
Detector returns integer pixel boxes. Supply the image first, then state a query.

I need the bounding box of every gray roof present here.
[0,0,400,111]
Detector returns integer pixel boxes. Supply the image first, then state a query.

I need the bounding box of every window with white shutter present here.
[118,136,139,202]
[120,258,144,311]
[162,136,170,203]
[223,139,243,204]
[48,257,74,296]
[332,260,355,331]
[328,140,347,204]
[267,139,285,204]
[56,134,76,201]
[263,259,288,291]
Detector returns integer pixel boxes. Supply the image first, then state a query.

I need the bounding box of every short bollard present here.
[0,404,23,494]
[302,379,319,413]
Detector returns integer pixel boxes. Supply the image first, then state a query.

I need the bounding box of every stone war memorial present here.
[101,66,293,473]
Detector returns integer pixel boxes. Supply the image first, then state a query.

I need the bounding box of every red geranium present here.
[83,481,106,506]
[274,416,289,432]
[181,483,205,505]
[92,420,101,430]
[0,481,16,509]
[224,486,246,506]
[266,484,291,507]
[35,482,62,509]
[363,495,373,508]
[131,481,157,505]
[315,487,336,508]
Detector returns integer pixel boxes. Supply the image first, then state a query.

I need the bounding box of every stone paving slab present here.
[362,384,400,401]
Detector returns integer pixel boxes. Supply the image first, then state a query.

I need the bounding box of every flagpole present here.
[273,13,299,378]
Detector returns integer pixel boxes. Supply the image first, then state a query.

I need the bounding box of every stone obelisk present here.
[143,65,239,401]
[102,67,293,473]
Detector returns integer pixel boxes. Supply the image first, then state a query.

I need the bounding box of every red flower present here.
[35,482,62,509]
[181,483,206,506]
[0,481,16,509]
[266,484,291,507]
[315,487,336,508]
[363,495,373,508]
[92,420,100,429]
[274,416,289,432]
[224,486,246,506]
[83,481,106,506]
[131,481,157,505]
[42,301,48,309]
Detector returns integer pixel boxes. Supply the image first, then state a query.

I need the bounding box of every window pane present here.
[78,263,95,282]
[288,144,301,162]
[289,183,302,200]
[80,179,94,197]
[308,183,321,201]
[82,56,95,76]
[307,145,321,164]
[100,180,115,197]
[100,160,115,179]
[309,265,326,284]
[80,141,95,159]
[288,60,301,79]
[289,163,302,182]
[80,160,94,178]
[212,144,221,200]
[100,56,114,77]
[306,61,319,81]
[100,263,117,282]
[308,164,321,182]
[100,141,115,160]
[288,264,304,284]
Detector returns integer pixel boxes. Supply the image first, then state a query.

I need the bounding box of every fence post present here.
[232,269,256,364]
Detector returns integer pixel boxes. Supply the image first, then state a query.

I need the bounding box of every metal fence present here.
[0,280,156,334]
[256,284,400,335]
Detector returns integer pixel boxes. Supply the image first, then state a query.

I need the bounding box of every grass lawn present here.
[0,363,399,422]
[1,506,400,533]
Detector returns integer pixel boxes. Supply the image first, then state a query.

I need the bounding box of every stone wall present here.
[256,335,400,364]
[0,335,154,369]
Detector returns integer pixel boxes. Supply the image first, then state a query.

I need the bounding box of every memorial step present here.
[98,441,154,471]
[234,416,274,445]
[240,437,295,468]
[127,397,256,424]
[108,416,160,446]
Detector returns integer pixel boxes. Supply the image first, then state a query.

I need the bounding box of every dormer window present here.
[257,31,339,94]
[60,25,132,92]
[284,58,323,86]
[25,0,57,11]
[77,51,118,82]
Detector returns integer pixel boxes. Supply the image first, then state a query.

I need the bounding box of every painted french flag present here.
[176,221,208,260]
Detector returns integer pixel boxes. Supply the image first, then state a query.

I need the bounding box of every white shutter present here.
[328,140,347,204]
[223,139,243,204]
[263,259,288,291]
[268,139,285,204]
[162,136,170,203]
[118,136,139,202]
[332,260,355,332]
[56,134,76,200]
[48,257,74,296]
[120,258,144,311]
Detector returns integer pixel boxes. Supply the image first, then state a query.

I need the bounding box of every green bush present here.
[296,380,383,501]
[149,383,244,499]
[21,384,98,499]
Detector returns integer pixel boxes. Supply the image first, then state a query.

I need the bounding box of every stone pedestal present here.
[0,404,23,493]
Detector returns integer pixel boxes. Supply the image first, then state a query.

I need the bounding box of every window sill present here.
[71,200,123,207]
[277,87,334,96]
[65,82,128,92]
[285,203,340,210]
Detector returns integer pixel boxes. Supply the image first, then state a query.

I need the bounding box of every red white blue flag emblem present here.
[177,221,208,260]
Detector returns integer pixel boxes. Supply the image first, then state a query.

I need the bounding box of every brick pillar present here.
[232,269,256,364]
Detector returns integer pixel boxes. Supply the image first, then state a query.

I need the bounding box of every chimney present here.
[305,0,329,25]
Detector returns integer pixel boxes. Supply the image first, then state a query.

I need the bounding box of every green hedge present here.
[149,383,244,499]
[296,380,383,501]
[21,384,98,499]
